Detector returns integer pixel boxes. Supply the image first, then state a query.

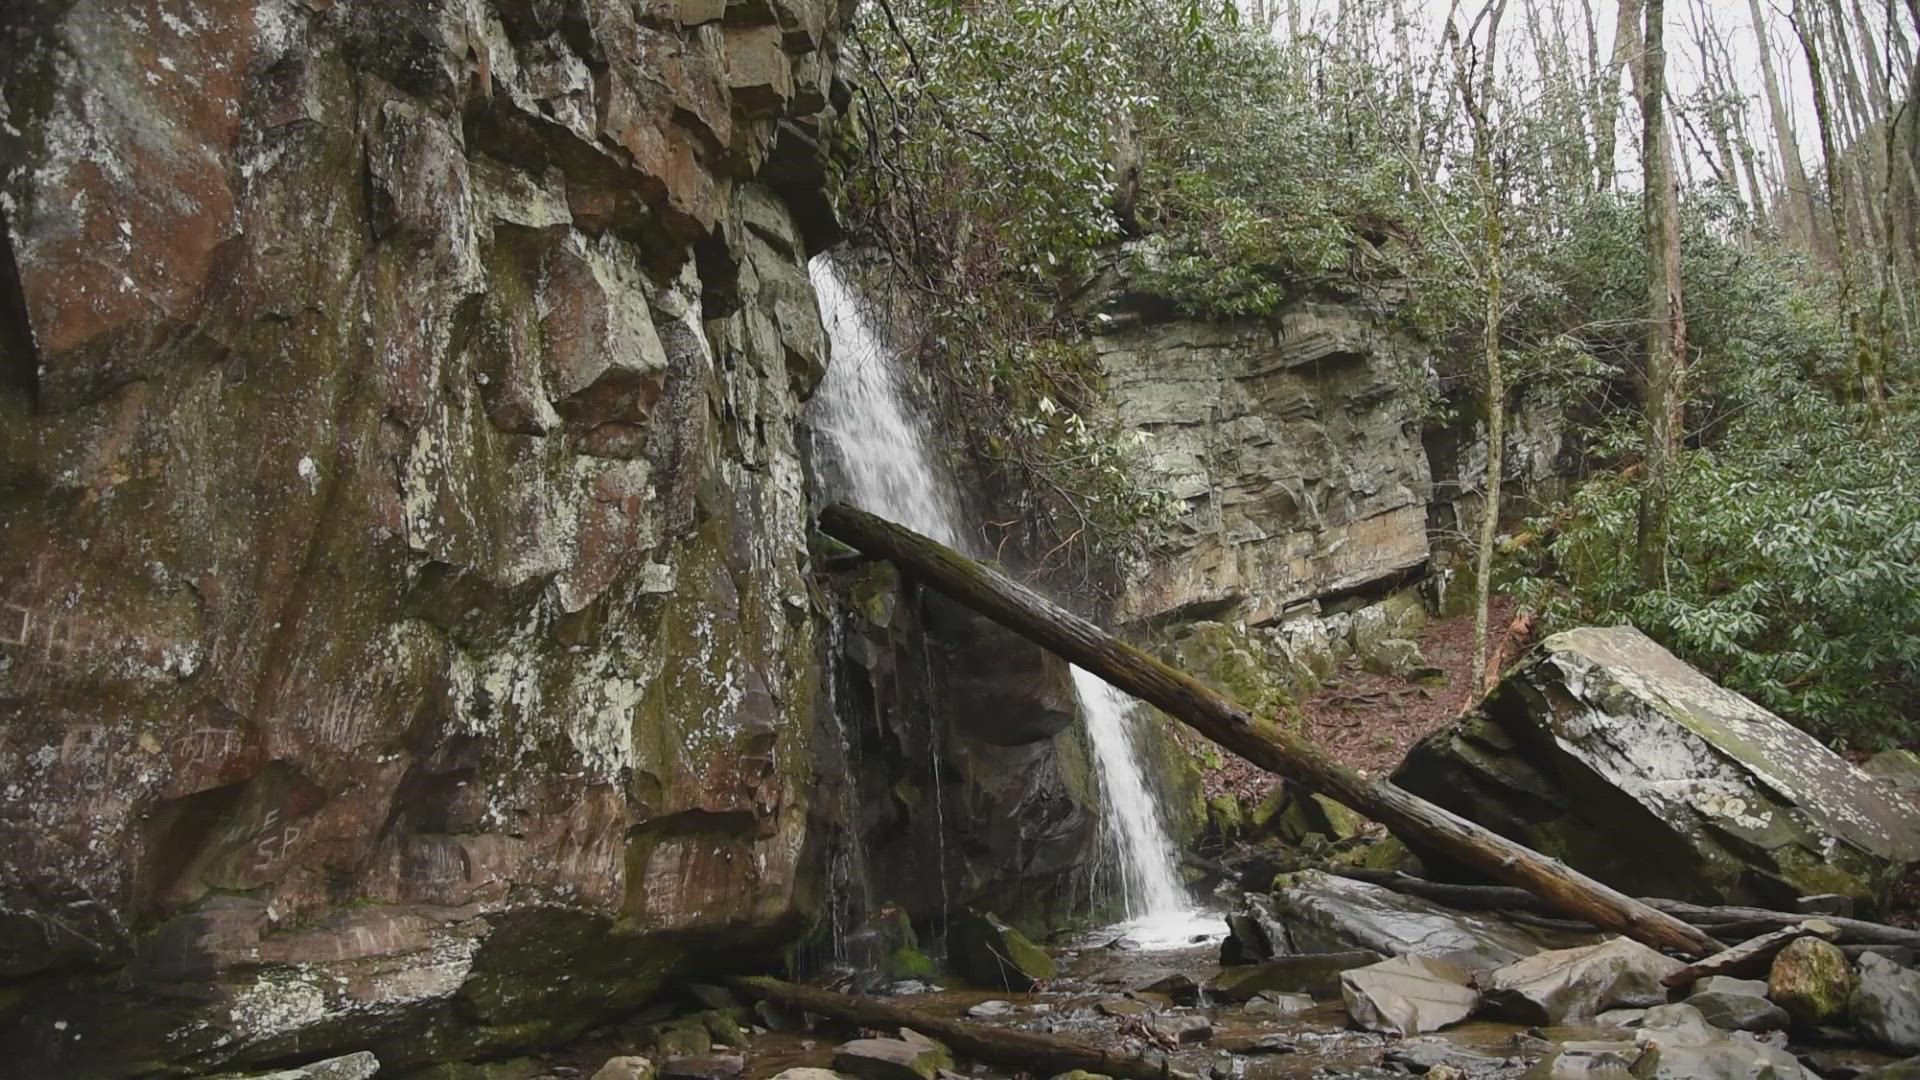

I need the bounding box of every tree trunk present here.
[1750,0,1821,249]
[1636,0,1686,588]
[1594,0,1646,191]
[726,976,1199,1080]
[818,504,1720,957]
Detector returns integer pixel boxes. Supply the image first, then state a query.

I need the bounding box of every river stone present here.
[1630,1003,1814,1079]
[1140,974,1201,1005]
[595,1059,659,1080]
[1666,923,1841,986]
[1222,895,1290,964]
[1851,952,1920,1054]
[1149,1014,1214,1044]
[1770,937,1856,1028]
[1694,976,1772,997]
[1384,1037,1509,1075]
[1686,989,1791,1033]
[1482,937,1684,1025]
[202,1054,383,1080]
[1393,627,1920,905]
[1243,991,1314,1018]
[1339,955,1480,1036]
[1097,999,1151,1017]
[948,910,1056,990]
[659,1057,746,1080]
[832,1039,954,1080]
[1521,1043,1639,1079]
[1209,950,1387,1001]
[1273,871,1554,968]
[966,1000,1016,1018]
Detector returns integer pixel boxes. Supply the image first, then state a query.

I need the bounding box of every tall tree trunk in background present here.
[1794,0,1887,423]
[1450,0,1511,690]
[1751,0,1820,250]
[1636,0,1685,588]
[1594,0,1646,192]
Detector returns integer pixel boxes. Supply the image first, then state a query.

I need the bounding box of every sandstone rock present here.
[595,1058,660,1080]
[832,1038,953,1080]
[1271,870,1556,968]
[948,910,1056,990]
[1339,954,1479,1036]
[1851,953,1920,1055]
[1395,627,1920,905]
[1209,950,1387,1001]
[1770,937,1856,1028]
[1482,938,1684,1025]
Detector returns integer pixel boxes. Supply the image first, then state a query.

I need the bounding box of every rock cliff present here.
[0,0,848,1073]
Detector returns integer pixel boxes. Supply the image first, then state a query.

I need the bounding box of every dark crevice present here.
[0,211,39,410]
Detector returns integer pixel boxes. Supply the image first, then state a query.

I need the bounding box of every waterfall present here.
[807,255,1194,935]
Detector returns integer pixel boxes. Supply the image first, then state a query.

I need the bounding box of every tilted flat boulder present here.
[947,909,1056,991]
[1339,955,1479,1036]
[1851,953,1920,1055]
[1394,627,1920,905]
[1482,938,1683,1025]
[1271,870,1570,969]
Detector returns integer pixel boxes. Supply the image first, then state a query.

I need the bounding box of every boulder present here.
[1209,950,1387,1001]
[1666,922,1840,985]
[1851,953,1920,1055]
[1521,1043,1639,1079]
[1339,955,1480,1036]
[1482,938,1684,1025]
[1393,627,1920,905]
[965,1000,1015,1019]
[1863,750,1920,796]
[1272,870,1558,968]
[659,1057,746,1080]
[1096,998,1151,1017]
[831,1039,953,1080]
[1769,937,1855,1028]
[1630,1004,1813,1079]
[948,910,1056,991]
[1139,974,1201,1006]
[1243,991,1314,1018]
[1685,989,1790,1033]
[596,1060,659,1080]
[1221,895,1289,963]
[1385,1039,1509,1076]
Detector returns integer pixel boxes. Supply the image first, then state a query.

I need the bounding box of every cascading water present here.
[807,254,1201,944]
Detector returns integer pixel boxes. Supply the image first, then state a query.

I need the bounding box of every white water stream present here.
[807,256,1204,946]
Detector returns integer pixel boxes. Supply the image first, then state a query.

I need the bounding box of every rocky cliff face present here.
[0,0,847,1073]
[1094,301,1433,628]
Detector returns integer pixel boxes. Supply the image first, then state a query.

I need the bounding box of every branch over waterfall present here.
[817,502,1720,957]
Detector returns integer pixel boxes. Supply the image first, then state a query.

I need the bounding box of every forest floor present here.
[1188,598,1530,809]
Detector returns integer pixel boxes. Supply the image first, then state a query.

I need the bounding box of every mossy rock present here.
[1768,937,1854,1027]
[700,1011,748,1048]
[1249,786,1292,833]
[650,1020,713,1058]
[1208,794,1247,837]
[883,946,939,980]
[948,909,1056,990]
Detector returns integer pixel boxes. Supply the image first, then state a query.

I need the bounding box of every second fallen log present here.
[818,503,1718,956]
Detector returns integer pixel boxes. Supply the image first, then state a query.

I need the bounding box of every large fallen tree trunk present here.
[726,976,1195,1080]
[820,503,1718,956]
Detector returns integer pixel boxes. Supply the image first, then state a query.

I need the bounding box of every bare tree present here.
[1637,0,1687,587]
[1750,0,1822,249]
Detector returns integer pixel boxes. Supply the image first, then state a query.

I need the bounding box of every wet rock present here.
[1049,1072,1114,1080]
[1861,1059,1920,1080]
[1850,953,1920,1054]
[659,1057,746,1080]
[1243,1035,1298,1055]
[1686,988,1791,1033]
[1149,1014,1214,1044]
[769,1071,852,1080]
[1097,999,1151,1017]
[832,1039,954,1080]
[1520,1043,1639,1079]
[1383,1037,1509,1075]
[1798,1050,1874,1079]
[204,1054,383,1080]
[595,1059,659,1080]
[1668,923,1842,985]
[1595,1008,1650,1029]
[1797,896,1859,918]
[1695,976,1773,997]
[948,910,1057,991]
[1770,937,1856,1028]
[702,1012,750,1048]
[1273,871,1556,968]
[1339,955,1479,1036]
[1243,991,1314,1018]
[1394,627,1920,905]
[966,1000,1016,1019]
[1210,950,1387,1001]
[1482,938,1683,1025]
[1222,895,1289,963]
[1631,1003,1814,1079]
[1140,974,1201,1006]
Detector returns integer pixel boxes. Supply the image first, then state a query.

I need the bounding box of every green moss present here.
[1208,794,1246,836]
[884,945,940,979]
[700,1010,748,1048]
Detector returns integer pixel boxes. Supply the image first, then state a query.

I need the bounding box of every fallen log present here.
[726,975,1194,1080]
[1333,868,1920,950]
[820,504,1718,956]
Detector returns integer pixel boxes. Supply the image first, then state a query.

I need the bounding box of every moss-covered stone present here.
[1768,937,1854,1027]
[883,946,940,980]
[1208,794,1247,836]
[948,909,1056,990]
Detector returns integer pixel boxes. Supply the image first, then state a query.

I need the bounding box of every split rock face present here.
[0,0,849,1074]
[1394,626,1920,906]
